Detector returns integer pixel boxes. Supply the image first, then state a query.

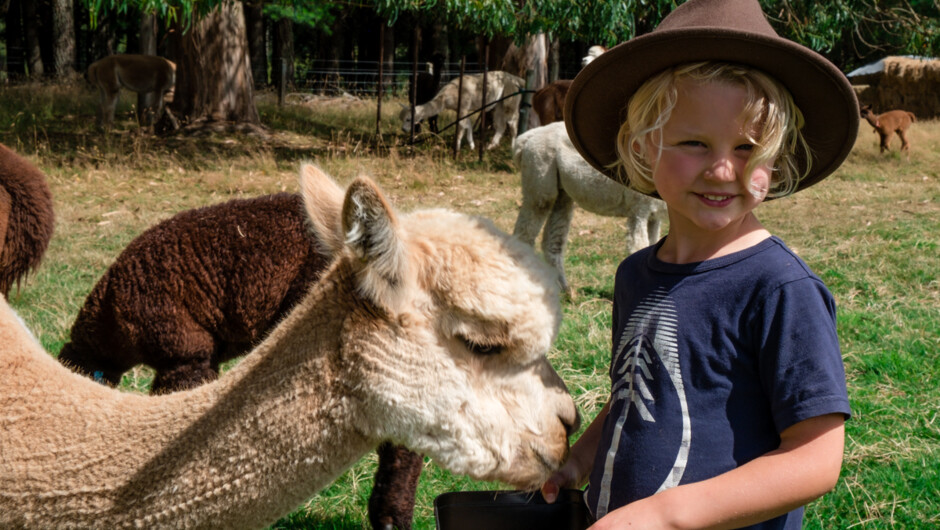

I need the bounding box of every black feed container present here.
[434,489,591,530]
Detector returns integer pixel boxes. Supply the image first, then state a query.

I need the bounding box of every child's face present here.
[648,79,772,238]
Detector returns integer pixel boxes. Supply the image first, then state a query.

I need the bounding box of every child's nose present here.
[705,156,738,182]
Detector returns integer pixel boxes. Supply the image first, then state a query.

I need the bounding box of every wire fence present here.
[293,59,490,97]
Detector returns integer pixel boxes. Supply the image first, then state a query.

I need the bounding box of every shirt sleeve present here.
[753,276,852,433]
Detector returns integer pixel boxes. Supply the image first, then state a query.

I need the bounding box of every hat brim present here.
[565,29,860,197]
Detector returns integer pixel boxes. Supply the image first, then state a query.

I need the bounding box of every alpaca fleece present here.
[58,193,327,392]
[0,165,578,529]
[0,143,54,296]
[512,121,666,296]
[57,189,425,529]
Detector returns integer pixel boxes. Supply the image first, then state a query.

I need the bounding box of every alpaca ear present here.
[298,163,347,255]
[341,177,411,312]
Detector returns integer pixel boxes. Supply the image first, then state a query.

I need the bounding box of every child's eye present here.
[678,140,707,149]
[735,143,755,152]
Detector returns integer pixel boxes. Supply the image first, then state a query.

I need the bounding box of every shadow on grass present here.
[576,285,614,301]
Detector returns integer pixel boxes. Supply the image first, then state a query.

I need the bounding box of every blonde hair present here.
[614,62,811,199]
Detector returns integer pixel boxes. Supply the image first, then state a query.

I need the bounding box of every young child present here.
[542,0,857,528]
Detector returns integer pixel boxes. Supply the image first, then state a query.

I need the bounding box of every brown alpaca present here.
[533,80,572,126]
[55,192,424,530]
[0,143,55,296]
[86,54,177,129]
[0,164,579,529]
[860,104,916,154]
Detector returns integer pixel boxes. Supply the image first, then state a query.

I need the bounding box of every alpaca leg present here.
[151,358,219,394]
[624,215,645,256]
[147,325,218,394]
[880,132,892,154]
[456,112,474,150]
[647,212,664,247]
[541,190,575,296]
[486,110,507,150]
[99,90,119,129]
[512,201,551,249]
[369,442,424,530]
[898,129,910,154]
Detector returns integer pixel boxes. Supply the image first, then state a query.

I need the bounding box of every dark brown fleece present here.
[0,143,55,296]
[57,192,328,392]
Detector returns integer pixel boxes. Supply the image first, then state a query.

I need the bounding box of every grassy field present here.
[1,81,937,529]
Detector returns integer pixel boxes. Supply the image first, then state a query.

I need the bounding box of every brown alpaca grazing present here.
[1,164,579,529]
[860,104,916,155]
[532,79,573,126]
[0,143,55,296]
[56,191,425,530]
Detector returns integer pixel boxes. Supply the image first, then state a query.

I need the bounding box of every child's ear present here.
[631,139,647,160]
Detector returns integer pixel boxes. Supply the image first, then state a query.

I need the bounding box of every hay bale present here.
[852,84,875,108]
[875,56,940,119]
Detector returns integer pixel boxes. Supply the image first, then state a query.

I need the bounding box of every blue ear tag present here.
[93,371,105,383]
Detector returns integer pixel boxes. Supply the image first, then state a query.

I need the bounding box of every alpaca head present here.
[299,164,579,490]
[398,104,423,133]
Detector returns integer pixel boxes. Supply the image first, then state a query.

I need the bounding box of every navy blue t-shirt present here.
[585,236,851,528]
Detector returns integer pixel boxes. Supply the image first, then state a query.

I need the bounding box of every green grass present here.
[2,82,938,528]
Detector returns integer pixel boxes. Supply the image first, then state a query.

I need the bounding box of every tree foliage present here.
[82,0,938,70]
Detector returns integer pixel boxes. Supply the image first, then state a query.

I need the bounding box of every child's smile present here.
[649,79,772,262]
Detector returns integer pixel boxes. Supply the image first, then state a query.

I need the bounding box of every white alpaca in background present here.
[400,71,525,150]
[581,45,607,67]
[512,122,667,296]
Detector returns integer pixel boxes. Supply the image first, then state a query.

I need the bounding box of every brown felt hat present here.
[564,0,859,196]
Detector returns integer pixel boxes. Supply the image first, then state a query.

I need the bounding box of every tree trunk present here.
[244,0,267,87]
[38,0,54,76]
[166,0,261,132]
[4,0,26,78]
[272,17,294,91]
[139,11,157,55]
[23,0,43,77]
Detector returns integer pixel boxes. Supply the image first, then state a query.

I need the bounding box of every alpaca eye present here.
[460,337,503,356]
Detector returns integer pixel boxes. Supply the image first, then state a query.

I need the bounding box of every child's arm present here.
[541,400,611,503]
[590,412,845,530]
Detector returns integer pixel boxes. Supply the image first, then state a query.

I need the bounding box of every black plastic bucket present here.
[434,489,591,530]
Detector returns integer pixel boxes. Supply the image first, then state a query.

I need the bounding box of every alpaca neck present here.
[416,88,448,119]
[1,264,377,529]
[863,113,879,128]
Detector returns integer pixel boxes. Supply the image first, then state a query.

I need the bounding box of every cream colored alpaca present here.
[0,165,579,529]
[512,122,667,296]
[399,71,524,151]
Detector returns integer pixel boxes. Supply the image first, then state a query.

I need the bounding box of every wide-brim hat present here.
[565,0,859,197]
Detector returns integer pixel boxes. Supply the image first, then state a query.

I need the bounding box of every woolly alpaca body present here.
[532,79,573,126]
[57,191,424,530]
[86,54,176,129]
[399,71,524,150]
[0,165,578,529]
[860,104,915,154]
[57,193,328,392]
[512,122,666,295]
[0,143,54,296]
